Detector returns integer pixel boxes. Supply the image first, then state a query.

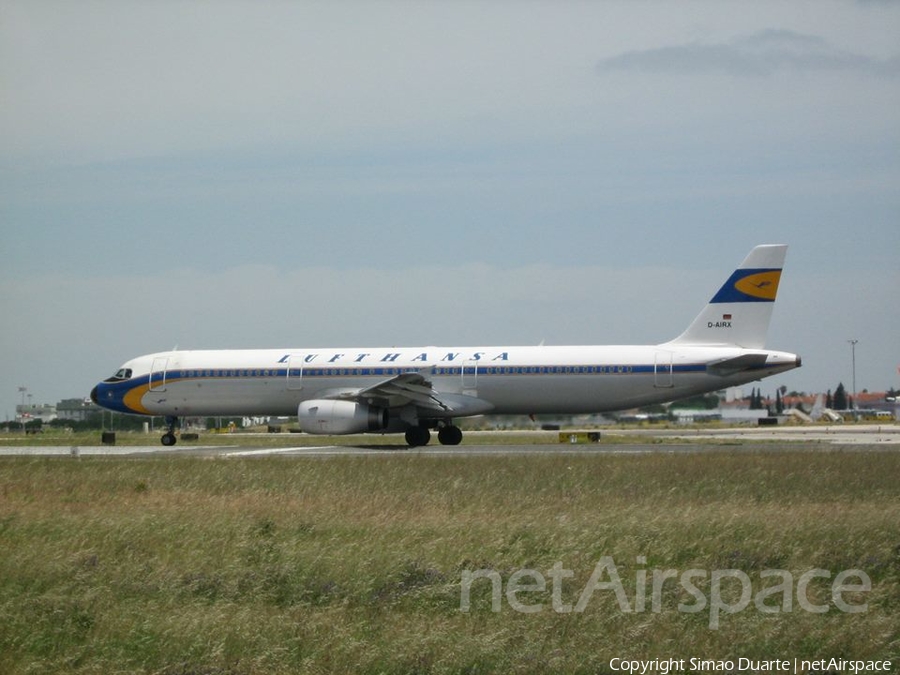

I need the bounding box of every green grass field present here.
[1,449,898,674]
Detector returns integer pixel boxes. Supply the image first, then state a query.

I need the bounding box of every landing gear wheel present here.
[438,425,463,446]
[161,416,179,447]
[405,426,431,447]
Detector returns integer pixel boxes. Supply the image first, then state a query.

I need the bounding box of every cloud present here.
[596,29,900,78]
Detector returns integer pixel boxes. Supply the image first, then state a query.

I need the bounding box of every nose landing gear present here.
[161,416,179,446]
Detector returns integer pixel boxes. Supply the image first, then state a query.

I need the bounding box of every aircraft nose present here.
[90,386,99,404]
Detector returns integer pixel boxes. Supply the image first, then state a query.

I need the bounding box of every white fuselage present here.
[90,246,802,445]
[94,344,800,419]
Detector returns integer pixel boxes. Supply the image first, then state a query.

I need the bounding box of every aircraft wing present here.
[353,372,449,411]
[330,372,494,416]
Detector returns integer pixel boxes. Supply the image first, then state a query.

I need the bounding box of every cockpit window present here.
[104,368,133,383]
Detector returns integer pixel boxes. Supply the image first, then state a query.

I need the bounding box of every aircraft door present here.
[149,357,169,392]
[462,360,479,395]
[654,351,674,388]
[285,355,305,390]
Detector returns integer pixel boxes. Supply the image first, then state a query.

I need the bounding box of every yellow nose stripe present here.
[123,384,151,414]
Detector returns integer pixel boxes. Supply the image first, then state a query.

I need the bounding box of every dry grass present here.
[0,450,898,673]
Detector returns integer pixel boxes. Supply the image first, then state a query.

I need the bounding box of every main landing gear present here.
[161,416,179,446]
[404,422,463,447]
[438,425,463,446]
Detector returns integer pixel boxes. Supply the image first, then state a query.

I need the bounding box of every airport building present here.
[12,398,103,425]
[57,398,103,422]
[14,403,58,424]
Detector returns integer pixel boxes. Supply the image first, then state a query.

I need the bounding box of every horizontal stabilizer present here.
[706,353,769,376]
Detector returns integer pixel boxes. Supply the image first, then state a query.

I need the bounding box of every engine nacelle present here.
[297,399,388,435]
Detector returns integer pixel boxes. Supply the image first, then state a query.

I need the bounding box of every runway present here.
[0,442,714,457]
[1,425,897,457]
[612,423,900,446]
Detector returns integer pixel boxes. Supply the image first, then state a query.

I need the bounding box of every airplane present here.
[91,244,801,447]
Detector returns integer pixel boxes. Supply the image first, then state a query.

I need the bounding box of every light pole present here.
[17,386,27,432]
[848,339,858,410]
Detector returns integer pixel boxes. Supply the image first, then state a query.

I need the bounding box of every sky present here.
[1,0,898,421]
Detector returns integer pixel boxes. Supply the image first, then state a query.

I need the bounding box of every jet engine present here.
[297,399,388,435]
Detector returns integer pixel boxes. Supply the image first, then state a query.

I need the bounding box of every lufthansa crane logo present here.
[734,271,781,301]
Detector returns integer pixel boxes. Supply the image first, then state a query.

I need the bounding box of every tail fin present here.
[666,244,787,349]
